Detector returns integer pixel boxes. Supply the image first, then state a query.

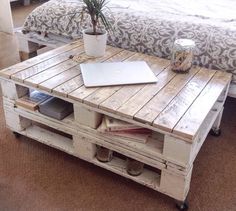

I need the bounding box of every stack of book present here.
[15,90,51,111]
[15,90,73,120]
[97,116,151,143]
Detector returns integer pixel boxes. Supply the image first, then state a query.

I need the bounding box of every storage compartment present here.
[96,115,165,158]
[15,90,74,120]
[93,150,161,191]
[15,90,51,111]
[19,117,74,155]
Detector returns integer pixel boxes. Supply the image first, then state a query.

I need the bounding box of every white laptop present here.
[80,61,157,87]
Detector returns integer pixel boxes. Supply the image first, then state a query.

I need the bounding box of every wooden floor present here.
[0,4,236,211]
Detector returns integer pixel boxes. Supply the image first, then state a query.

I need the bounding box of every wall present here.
[0,0,14,34]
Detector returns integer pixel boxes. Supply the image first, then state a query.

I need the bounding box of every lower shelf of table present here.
[14,123,162,190]
[10,119,192,201]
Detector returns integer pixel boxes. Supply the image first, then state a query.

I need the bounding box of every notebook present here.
[80,61,157,87]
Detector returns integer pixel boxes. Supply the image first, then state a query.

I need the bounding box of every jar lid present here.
[174,39,195,48]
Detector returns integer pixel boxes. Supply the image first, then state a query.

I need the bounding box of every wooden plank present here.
[74,104,102,129]
[11,46,84,82]
[115,67,176,119]
[80,131,165,169]
[73,135,97,160]
[83,86,121,107]
[24,58,80,87]
[160,166,193,201]
[0,41,82,78]
[153,68,216,132]
[38,66,81,92]
[92,157,161,191]
[99,57,170,112]
[20,125,74,155]
[53,75,84,98]
[134,67,200,124]
[0,79,29,100]
[173,71,232,140]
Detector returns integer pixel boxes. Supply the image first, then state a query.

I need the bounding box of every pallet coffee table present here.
[0,40,232,210]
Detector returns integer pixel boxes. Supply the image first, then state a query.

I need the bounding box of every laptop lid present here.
[80,61,157,87]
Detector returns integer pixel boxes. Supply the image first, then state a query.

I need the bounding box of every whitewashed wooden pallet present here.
[0,40,232,203]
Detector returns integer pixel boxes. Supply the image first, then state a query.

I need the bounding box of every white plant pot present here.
[82,28,107,57]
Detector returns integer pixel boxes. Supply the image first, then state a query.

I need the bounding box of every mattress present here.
[22,0,236,82]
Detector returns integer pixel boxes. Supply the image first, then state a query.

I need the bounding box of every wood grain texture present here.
[11,46,84,82]
[24,58,80,87]
[173,70,232,140]
[53,75,84,97]
[134,67,200,124]
[116,67,175,119]
[38,65,81,92]
[153,68,217,132]
[0,41,82,78]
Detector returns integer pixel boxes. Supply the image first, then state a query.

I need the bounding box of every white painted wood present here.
[19,125,75,155]
[163,135,192,167]
[93,156,161,191]
[73,135,97,160]
[8,102,165,169]
[15,28,72,49]
[74,104,102,129]
[189,108,224,166]
[228,82,236,98]
[173,71,231,140]
[3,105,31,132]
[212,107,224,130]
[0,0,14,34]
[163,104,224,168]
[18,36,39,54]
[1,95,165,168]
[0,79,29,100]
[3,89,224,170]
[0,42,232,203]
[160,166,193,201]
[75,131,165,170]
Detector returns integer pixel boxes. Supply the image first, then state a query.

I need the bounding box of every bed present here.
[17,0,236,95]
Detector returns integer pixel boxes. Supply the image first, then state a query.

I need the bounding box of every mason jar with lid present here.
[171,39,195,73]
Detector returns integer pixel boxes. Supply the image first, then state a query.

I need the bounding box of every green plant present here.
[82,0,112,35]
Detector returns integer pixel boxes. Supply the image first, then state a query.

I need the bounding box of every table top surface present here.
[0,40,232,141]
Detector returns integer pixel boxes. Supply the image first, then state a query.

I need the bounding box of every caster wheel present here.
[176,201,188,211]
[209,128,221,137]
[13,132,21,138]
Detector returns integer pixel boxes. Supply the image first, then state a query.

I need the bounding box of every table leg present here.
[210,107,224,137]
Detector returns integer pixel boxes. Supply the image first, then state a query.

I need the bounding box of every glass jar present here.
[171,39,195,73]
[126,158,144,176]
[96,146,113,163]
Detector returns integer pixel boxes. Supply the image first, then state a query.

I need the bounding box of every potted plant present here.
[81,0,112,57]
